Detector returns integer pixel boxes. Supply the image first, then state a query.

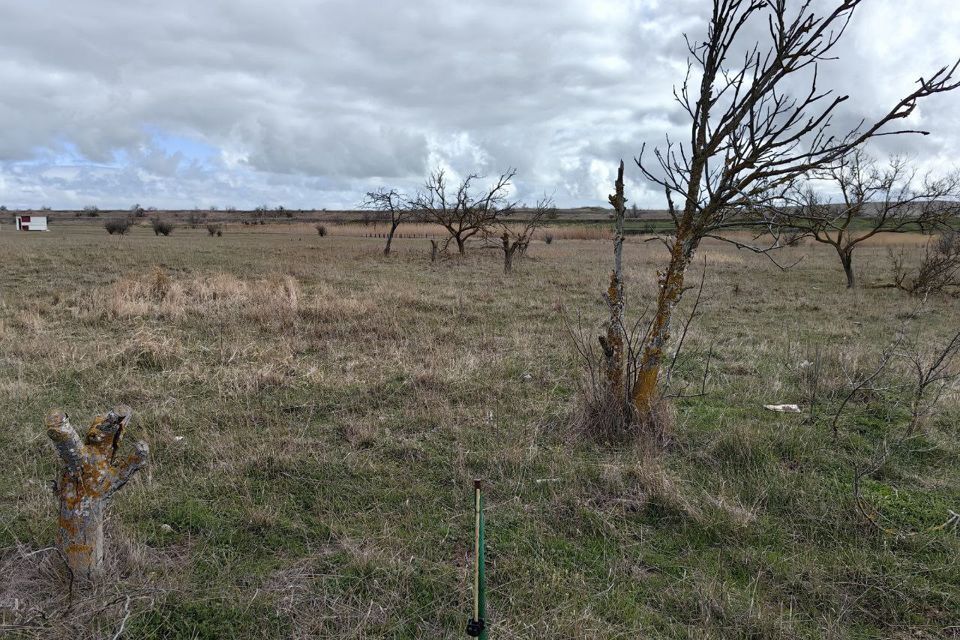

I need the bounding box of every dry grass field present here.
[0,223,958,639]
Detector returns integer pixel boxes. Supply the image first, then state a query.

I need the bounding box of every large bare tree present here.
[362,187,413,256]
[413,168,518,256]
[625,0,959,421]
[783,150,960,287]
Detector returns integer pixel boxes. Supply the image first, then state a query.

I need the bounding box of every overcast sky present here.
[0,0,958,210]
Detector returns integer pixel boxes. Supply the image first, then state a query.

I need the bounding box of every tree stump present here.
[45,405,149,583]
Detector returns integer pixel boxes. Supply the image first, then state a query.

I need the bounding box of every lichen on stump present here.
[45,405,149,583]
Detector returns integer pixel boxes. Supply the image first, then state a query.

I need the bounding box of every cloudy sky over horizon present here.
[0,0,958,210]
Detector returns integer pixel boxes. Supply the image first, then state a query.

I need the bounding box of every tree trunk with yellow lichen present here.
[631,229,691,413]
[46,406,148,583]
[599,161,627,401]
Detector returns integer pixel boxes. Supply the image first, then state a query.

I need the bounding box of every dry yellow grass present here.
[87,267,301,324]
[297,221,616,242]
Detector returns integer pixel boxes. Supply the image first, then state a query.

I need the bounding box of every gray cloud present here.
[0,0,957,209]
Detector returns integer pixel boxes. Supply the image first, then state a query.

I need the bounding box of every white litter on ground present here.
[764,404,802,413]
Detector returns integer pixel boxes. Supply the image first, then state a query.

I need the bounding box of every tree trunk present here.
[631,135,708,418]
[841,251,856,288]
[631,228,693,413]
[502,232,515,274]
[384,232,394,256]
[430,239,438,262]
[455,236,466,256]
[46,407,148,583]
[600,161,627,400]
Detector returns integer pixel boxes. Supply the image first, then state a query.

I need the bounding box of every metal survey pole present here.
[466,479,487,638]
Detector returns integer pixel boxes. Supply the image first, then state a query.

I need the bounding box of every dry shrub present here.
[150,218,174,236]
[104,218,131,235]
[574,382,673,445]
[315,224,328,237]
[568,315,673,445]
[890,231,960,296]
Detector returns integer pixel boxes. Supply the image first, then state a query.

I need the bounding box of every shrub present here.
[104,219,132,235]
[544,233,554,245]
[151,218,174,236]
[207,223,224,237]
[315,224,328,237]
[891,230,960,296]
[188,212,207,228]
[83,205,100,217]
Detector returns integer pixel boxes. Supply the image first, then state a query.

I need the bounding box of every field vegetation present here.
[1,224,958,638]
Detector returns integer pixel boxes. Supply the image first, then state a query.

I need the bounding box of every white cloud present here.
[0,0,957,209]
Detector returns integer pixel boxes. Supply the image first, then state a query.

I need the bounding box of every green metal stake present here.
[466,479,487,638]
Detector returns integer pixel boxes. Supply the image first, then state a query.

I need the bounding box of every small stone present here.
[159,524,173,534]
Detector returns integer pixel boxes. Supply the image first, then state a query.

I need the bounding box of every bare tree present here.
[486,196,555,274]
[362,187,412,256]
[413,168,518,256]
[627,0,959,422]
[781,150,960,287]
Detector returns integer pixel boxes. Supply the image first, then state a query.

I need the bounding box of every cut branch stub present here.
[46,406,149,583]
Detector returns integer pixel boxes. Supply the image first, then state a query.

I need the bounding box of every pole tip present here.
[473,479,481,489]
